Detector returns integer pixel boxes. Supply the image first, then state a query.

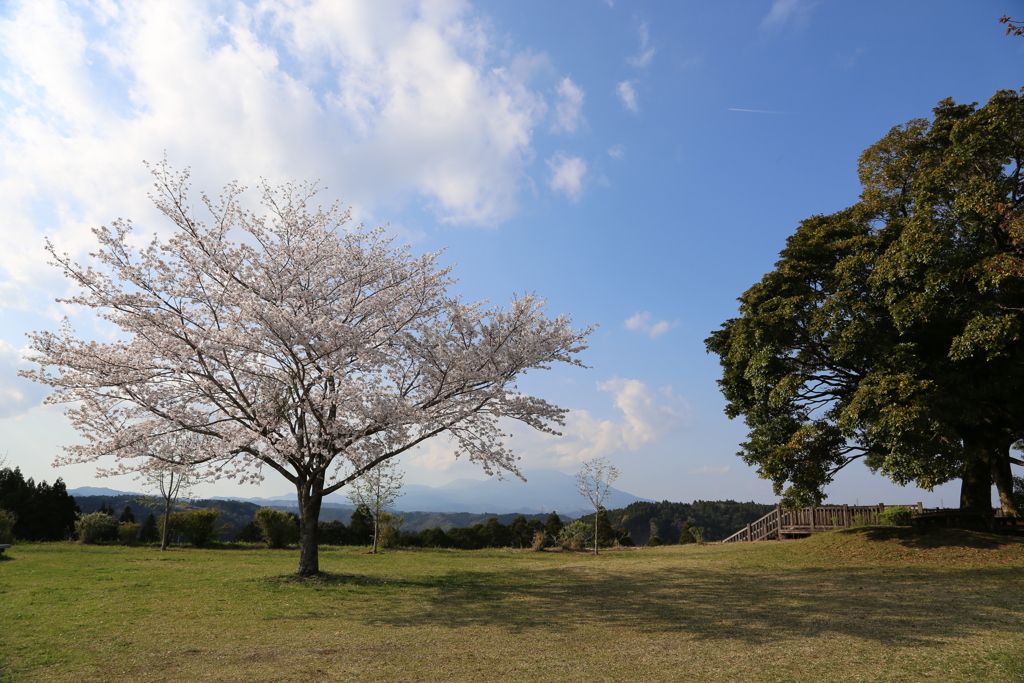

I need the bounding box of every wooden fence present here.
[722,503,926,543]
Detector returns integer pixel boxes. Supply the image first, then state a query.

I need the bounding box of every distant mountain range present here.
[68,469,651,516]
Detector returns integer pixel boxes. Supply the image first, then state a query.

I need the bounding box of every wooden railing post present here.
[810,506,815,531]
[745,523,752,541]
[843,504,850,528]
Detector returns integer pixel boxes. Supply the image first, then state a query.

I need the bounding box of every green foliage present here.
[138,513,159,544]
[544,511,563,539]
[75,511,120,544]
[605,500,771,544]
[0,508,16,544]
[707,88,1024,511]
[176,508,222,548]
[508,514,529,548]
[530,529,546,551]
[376,512,402,550]
[648,535,663,547]
[117,522,141,545]
[348,504,374,546]
[558,520,590,551]
[254,507,300,549]
[879,506,914,526]
[0,467,80,541]
[317,520,349,546]
[118,505,135,524]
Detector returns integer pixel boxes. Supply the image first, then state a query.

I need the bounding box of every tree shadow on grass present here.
[349,562,1024,648]
[842,525,1019,549]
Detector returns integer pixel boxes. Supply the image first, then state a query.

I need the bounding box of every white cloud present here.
[607,145,624,159]
[0,340,48,419]
[689,465,731,476]
[407,437,460,472]
[547,153,587,201]
[0,0,550,313]
[760,0,818,32]
[410,377,688,472]
[551,76,585,133]
[521,378,687,468]
[617,80,638,112]
[625,311,678,339]
[626,22,654,67]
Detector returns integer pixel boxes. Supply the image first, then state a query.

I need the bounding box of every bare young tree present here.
[347,458,404,554]
[575,457,619,555]
[24,161,592,576]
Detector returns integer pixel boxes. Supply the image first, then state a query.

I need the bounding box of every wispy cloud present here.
[689,465,731,476]
[607,144,625,159]
[760,0,818,33]
[727,108,788,115]
[617,80,638,112]
[626,22,655,67]
[552,76,585,133]
[625,311,678,339]
[547,153,587,201]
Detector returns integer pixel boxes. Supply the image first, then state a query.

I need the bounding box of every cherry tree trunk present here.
[297,481,324,576]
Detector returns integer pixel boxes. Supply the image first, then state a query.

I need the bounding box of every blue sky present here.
[0,0,1021,506]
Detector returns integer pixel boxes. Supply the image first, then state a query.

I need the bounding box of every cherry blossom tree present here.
[24,162,592,575]
[346,458,404,554]
[575,457,619,555]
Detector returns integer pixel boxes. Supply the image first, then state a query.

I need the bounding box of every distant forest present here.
[74,495,775,544]
[605,500,776,544]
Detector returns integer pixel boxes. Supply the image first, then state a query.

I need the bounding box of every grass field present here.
[1,527,1022,682]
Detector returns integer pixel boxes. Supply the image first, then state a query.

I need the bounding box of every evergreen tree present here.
[708,89,1024,512]
[139,513,159,543]
[0,467,80,541]
[348,504,374,546]
[119,505,135,524]
[508,514,529,548]
[544,511,563,540]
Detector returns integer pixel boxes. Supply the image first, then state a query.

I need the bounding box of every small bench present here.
[0,544,10,554]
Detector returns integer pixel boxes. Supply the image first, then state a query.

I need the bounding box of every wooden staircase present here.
[721,503,926,543]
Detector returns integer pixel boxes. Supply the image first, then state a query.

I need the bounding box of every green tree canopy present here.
[707,88,1024,513]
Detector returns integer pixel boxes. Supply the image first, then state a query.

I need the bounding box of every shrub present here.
[118,522,141,546]
[531,529,547,551]
[376,512,402,550]
[879,506,913,526]
[648,535,663,547]
[177,508,222,548]
[0,508,16,544]
[233,520,265,544]
[559,520,590,551]
[254,507,299,548]
[75,511,120,544]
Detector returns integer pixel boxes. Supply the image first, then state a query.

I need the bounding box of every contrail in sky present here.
[727,108,788,114]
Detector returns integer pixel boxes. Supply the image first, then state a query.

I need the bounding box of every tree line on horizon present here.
[1,464,779,548]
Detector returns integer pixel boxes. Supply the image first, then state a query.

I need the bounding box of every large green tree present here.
[707,88,1024,514]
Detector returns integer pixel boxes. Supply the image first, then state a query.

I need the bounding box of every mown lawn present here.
[1,528,1022,682]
